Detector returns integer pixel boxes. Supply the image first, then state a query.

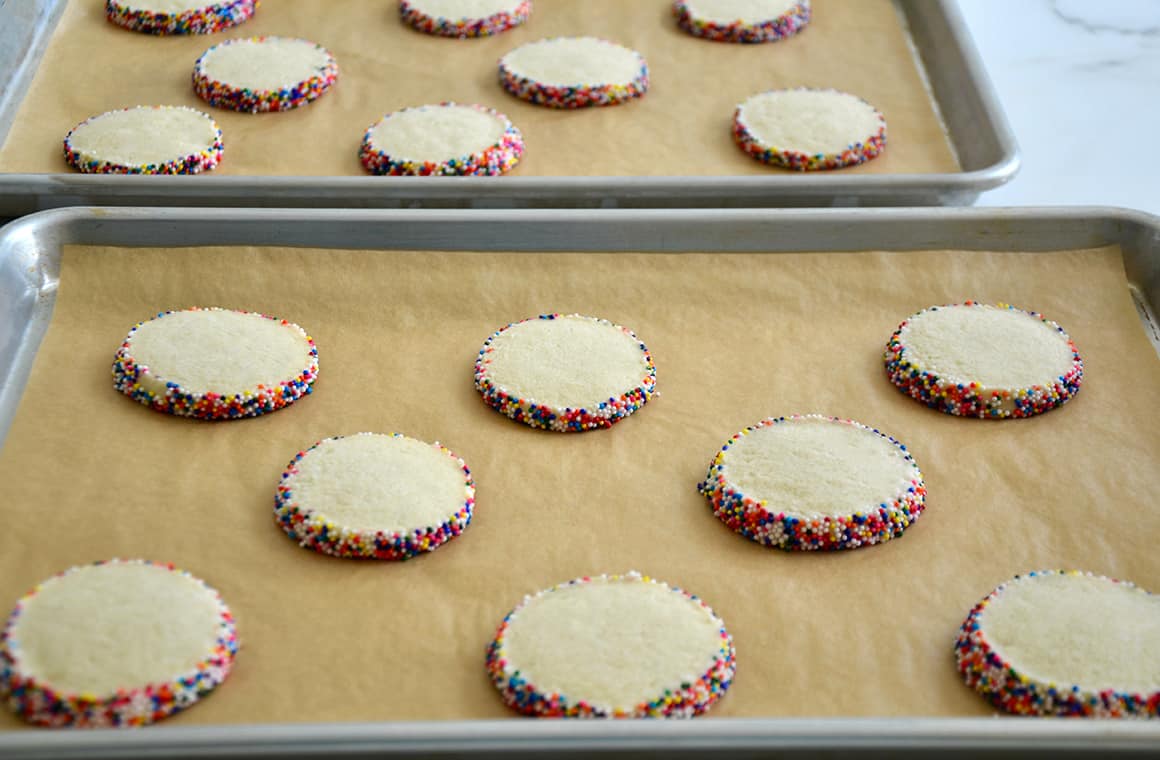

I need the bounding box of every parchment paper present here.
[1,242,1158,730]
[0,0,959,176]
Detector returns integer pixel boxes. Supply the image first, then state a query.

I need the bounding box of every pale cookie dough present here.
[699,414,926,551]
[106,0,258,35]
[673,0,810,43]
[733,88,886,170]
[498,37,649,108]
[400,0,531,37]
[193,36,339,112]
[275,433,475,560]
[884,301,1084,418]
[112,307,318,420]
[360,103,525,176]
[473,313,656,432]
[63,106,222,174]
[956,570,1160,718]
[486,572,735,717]
[0,559,238,728]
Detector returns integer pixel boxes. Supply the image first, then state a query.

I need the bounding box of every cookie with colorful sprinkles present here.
[360,103,524,176]
[733,88,886,171]
[193,36,339,113]
[486,572,735,718]
[274,433,475,560]
[0,559,238,728]
[674,0,810,43]
[400,0,531,37]
[498,37,649,108]
[106,0,257,35]
[955,570,1160,718]
[474,313,656,432]
[63,105,222,175]
[698,415,926,551]
[112,307,318,420]
[884,301,1083,419]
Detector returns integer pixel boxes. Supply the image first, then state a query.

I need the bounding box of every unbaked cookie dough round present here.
[884,301,1084,419]
[956,570,1160,718]
[112,307,318,420]
[0,559,238,728]
[498,37,649,108]
[733,88,886,171]
[193,36,339,112]
[274,433,475,560]
[400,0,531,37]
[473,313,656,432]
[106,0,258,35]
[359,103,525,176]
[673,0,810,43]
[64,106,223,175]
[486,572,735,717]
[699,415,925,551]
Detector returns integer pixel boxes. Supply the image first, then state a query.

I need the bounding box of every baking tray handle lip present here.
[0,170,1017,194]
[1,717,1158,757]
[5,204,1159,232]
[929,0,1022,188]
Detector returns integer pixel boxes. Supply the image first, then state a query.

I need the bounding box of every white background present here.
[956,0,1160,215]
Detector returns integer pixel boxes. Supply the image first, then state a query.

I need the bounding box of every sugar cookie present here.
[884,301,1083,419]
[112,307,318,420]
[699,415,925,551]
[487,572,735,717]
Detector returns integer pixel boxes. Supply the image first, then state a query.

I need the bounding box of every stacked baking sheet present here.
[0,0,1016,215]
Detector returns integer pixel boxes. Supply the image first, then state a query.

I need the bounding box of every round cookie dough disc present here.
[360,103,525,176]
[112,307,319,420]
[699,415,925,551]
[400,0,531,37]
[0,559,238,728]
[473,313,657,432]
[193,36,339,112]
[674,0,810,43]
[274,433,475,560]
[106,0,258,35]
[64,106,223,175]
[956,571,1160,717]
[884,301,1083,419]
[498,37,649,108]
[486,572,735,717]
[733,88,886,170]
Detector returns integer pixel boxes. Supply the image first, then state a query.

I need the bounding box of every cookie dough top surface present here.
[287,434,469,533]
[720,417,917,519]
[369,105,508,162]
[500,37,643,88]
[7,562,225,696]
[681,0,802,23]
[67,107,219,167]
[482,315,651,409]
[737,89,882,156]
[501,575,725,709]
[979,573,1160,694]
[126,308,313,394]
[197,37,333,91]
[405,0,526,18]
[899,304,1076,388]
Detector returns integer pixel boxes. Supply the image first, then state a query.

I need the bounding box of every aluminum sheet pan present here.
[0,206,1156,759]
[0,0,1017,217]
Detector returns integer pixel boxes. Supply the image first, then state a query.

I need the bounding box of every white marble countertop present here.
[956,0,1160,215]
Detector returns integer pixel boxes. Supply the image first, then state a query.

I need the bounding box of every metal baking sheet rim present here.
[0,0,1020,213]
[0,205,1158,757]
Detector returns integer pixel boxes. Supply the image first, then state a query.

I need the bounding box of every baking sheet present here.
[0,0,959,177]
[1,238,1158,731]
